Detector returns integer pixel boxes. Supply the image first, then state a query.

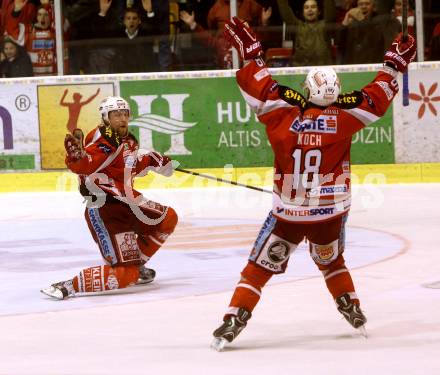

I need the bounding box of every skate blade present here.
[358,325,368,338]
[40,287,65,300]
[422,281,440,289]
[211,337,227,352]
[135,278,154,286]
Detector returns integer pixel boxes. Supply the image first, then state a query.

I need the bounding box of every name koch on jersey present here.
[289,115,337,134]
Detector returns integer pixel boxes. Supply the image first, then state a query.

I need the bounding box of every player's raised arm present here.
[359,33,416,117]
[224,17,304,123]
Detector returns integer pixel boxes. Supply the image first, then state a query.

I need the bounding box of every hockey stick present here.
[402,0,410,106]
[175,167,272,194]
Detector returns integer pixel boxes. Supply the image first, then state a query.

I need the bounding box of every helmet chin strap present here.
[303,87,310,102]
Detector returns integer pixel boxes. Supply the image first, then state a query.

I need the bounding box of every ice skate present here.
[136,266,156,285]
[211,308,251,351]
[336,293,367,336]
[40,280,74,300]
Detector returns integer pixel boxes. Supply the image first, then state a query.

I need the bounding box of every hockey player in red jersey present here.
[41,96,178,300]
[211,17,416,350]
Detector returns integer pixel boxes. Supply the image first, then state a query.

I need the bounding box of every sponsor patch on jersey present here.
[342,161,350,173]
[289,115,337,134]
[254,68,270,81]
[252,233,296,273]
[334,91,363,109]
[32,39,54,49]
[83,266,104,292]
[98,143,112,154]
[376,81,394,100]
[267,241,290,262]
[106,274,119,290]
[279,86,307,109]
[269,82,278,93]
[311,240,339,265]
[362,91,375,108]
[115,232,141,263]
[88,208,116,263]
[276,207,335,217]
[307,184,348,198]
[323,108,340,115]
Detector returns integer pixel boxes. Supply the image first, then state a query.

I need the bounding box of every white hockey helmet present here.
[303,67,340,106]
[99,96,130,122]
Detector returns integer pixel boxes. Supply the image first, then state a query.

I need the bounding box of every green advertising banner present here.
[120,71,394,169]
[0,155,35,170]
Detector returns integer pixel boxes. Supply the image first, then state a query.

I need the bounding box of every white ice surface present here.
[0,184,439,374]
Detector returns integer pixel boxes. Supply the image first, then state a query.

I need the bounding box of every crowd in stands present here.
[0,0,438,78]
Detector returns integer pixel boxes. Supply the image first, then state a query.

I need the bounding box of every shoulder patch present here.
[278,85,308,110]
[99,125,121,147]
[334,91,364,109]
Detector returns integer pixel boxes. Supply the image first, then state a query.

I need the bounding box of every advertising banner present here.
[120,71,394,169]
[38,83,115,169]
[394,67,440,163]
[0,83,39,170]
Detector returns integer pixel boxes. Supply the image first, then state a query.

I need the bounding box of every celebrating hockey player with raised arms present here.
[41,96,178,300]
[211,17,416,350]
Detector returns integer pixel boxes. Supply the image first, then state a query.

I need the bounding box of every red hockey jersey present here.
[237,59,398,223]
[66,126,160,206]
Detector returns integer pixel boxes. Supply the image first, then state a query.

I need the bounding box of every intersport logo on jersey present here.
[128,94,197,155]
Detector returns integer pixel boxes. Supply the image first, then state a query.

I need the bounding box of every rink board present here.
[0,62,439,176]
[0,163,439,192]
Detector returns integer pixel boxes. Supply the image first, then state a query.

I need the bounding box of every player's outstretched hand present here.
[384,33,416,73]
[64,130,85,162]
[148,151,173,177]
[223,16,262,60]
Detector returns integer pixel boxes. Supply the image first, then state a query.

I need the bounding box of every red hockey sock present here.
[226,262,273,316]
[72,264,139,293]
[324,269,357,301]
[320,256,358,303]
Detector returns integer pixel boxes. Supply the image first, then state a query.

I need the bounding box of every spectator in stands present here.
[0,37,33,77]
[85,0,120,74]
[339,0,400,64]
[63,0,99,74]
[113,7,170,73]
[180,0,271,69]
[5,3,58,76]
[125,0,172,71]
[64,0,120,74]
[276,0,336,67]
[335,0,356,24]
[0,0,38,36]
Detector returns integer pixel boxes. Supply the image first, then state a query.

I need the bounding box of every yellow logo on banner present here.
[38,83,114,169]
